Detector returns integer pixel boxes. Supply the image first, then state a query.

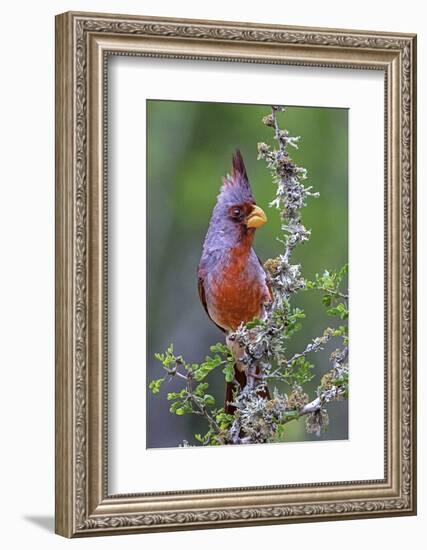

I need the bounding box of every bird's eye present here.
[233,207,241,217]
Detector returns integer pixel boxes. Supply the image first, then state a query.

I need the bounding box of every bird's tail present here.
[224,365,270,415]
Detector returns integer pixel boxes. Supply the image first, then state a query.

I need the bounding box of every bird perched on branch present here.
[197,150,272,414]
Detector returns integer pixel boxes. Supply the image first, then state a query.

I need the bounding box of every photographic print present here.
[147,100,349,448]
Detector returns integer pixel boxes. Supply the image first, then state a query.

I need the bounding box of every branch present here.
[266,329,333,381]
[284,346,349,436]
[314,286,349,300]
[299,346,348,414]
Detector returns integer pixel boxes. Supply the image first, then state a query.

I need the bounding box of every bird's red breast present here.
[203,239,271,332]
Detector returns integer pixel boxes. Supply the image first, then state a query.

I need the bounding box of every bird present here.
[197,150,272,414]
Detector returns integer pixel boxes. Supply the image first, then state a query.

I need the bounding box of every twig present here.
[313,286,349,300]
[266,331,333,381]
[287,346,349,420]
[167,364,222,435]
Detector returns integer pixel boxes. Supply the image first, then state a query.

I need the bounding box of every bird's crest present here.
[232,149,249,182]
[219,149,254,204]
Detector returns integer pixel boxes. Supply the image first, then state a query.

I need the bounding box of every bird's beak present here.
[246,205,267,229]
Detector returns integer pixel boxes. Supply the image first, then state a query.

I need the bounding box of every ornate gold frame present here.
[55,11,417,537]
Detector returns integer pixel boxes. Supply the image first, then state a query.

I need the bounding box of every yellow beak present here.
[246,205,267,229]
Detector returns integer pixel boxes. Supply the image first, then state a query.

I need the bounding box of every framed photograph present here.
[55,11,417,537]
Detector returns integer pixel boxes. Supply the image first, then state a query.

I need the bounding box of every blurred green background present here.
[146,100,348,448]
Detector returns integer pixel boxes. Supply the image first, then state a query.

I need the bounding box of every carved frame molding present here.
[55,11,416,537]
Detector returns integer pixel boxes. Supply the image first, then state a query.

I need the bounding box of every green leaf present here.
[170,401,193,415]
[245,318,264,329]
[203,394,215,407]
[285,307,305,338]
[222,363,234,383]
[209,342,229,355]
[193,353,224,381]
[169,401,181,414]
[327,303,348,320]
[167,389,187,401]
[154,344,176,367]
[322,294,332,307]
[289,356,315,385]
[215,410,234,429]
[338,263,349,281]
[332,325,348,337]
[148,378,165,394]
[305,264,348,309]
[194,382,209,397]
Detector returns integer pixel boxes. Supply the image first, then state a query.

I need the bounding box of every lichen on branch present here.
[150,106,349,446]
